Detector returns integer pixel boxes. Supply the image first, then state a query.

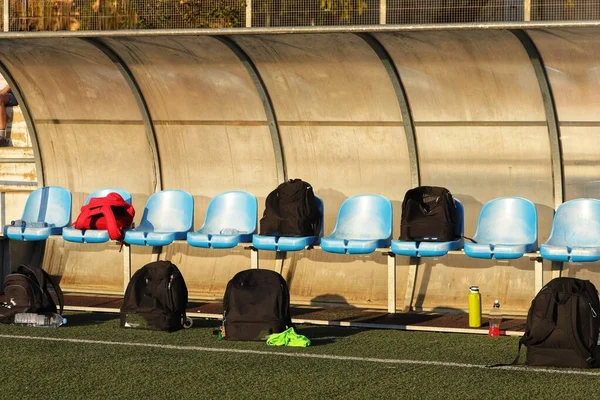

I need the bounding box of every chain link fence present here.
[2,0,600,31]
[388,0,523,24]
[531,0,600,21]
[7,0,246,31]
[252,0,379,27]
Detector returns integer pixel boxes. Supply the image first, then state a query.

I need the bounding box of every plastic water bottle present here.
[468,286,482,328]
[488,300,502,337]
[13,313,67,328]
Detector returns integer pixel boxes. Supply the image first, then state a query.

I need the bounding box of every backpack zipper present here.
[590,303,598,318]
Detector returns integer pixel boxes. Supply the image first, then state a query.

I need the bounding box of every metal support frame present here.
[532,255,543,294]
[122,243,131,291]
[3,0,8,32]
[245,0,252,28]
[524,0,532,22]
[250,247,259,269]
[85,38,162,193]
[403,257,419,312]
[357,33,420,188]
[215,36,286,184]
[386,252,396,313]
[511,30,563,210]
[551,260,563,280]
[380,0,386,25]
[0,61,44,187]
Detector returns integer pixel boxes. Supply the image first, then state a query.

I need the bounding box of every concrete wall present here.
[1,28,599,314]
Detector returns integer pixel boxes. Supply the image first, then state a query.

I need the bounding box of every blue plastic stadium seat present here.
[540,198,600,262]
[124,190,193,247]
[464,197,537,259]
[187,191,257,249]
[4,186,71,241]
[320,194,392,255]
[252,197,324,252]
[391,199,464,257]
[62,188,133,244]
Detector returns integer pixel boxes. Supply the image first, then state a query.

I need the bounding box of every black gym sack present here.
[512,277,600,368]
[0,264,64,323]
[259,179,322,237]
[221,269,293,341]
[120,261,190,332]
[399,186,459,242]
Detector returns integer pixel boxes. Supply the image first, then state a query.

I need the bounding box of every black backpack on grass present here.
[221,269,292,341]
[399,186,459,242]
[0,264,64,323]
[517,277,600,368]
[120,261,191,332]
[259,179,321,237]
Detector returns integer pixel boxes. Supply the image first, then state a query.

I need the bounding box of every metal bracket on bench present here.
[404,256,420,313]
[385,251,397,313]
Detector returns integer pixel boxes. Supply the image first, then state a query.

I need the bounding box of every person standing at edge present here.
[0,77,17,146]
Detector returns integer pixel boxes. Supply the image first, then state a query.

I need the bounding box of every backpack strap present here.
[39,268,64,315]
[568,295,596,366]
[100,203,124,241]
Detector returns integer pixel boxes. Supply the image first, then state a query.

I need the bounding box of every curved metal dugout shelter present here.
[2,23,600,314]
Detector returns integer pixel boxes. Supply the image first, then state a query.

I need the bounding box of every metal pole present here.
[246,0,252,28]
[380,0,386,25]
[3,0,8,32]
[524,0,531,22]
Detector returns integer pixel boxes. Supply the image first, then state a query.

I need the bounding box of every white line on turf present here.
[1,334,599,377]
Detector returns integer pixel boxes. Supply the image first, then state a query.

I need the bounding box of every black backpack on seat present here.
[259,179,321,237]
[517,277,599,368]
[0,264,64,323]
[120,261,191,332]
[221,269,292,341]
[399,186,459,242]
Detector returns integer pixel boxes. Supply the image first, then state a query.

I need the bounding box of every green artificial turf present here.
[0,313,599,399]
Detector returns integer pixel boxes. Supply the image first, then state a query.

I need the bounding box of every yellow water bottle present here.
[468,286,481,328]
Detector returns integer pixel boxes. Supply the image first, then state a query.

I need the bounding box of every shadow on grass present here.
[64,312,120,326]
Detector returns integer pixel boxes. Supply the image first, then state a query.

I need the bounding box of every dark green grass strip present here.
[1,313,599,400]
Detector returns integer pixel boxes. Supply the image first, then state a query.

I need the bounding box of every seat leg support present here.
[404,256,420,312]
[551,260,563,280]
[534,256,543,295]
[151,246,161,262]
[387,252,396,313]
[250,247,259,269]
[123,244,131,292]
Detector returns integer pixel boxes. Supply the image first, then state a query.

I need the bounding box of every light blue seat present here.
[464,197,537,259]
[540,198,600,263]
[320,194,392,255]
[252,197,324,252]
[4,186,71,241]
[62,188,133,244]
[124,190,193,247]
[187,191,257,249]
[391,199,464,257]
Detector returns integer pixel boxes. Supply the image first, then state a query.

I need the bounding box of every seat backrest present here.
[85,188,132,205]
[330,194,392,240]
[21,186,71,227]
[546,198,600,247]
[473,197,537,245]
[200,191,257,234]
[138,190,194,233]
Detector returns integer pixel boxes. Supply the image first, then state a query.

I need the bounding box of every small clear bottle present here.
[14,313,67,328]
[488,300,502,337]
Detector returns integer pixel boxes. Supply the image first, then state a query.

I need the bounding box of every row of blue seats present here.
[3,186,599,263]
